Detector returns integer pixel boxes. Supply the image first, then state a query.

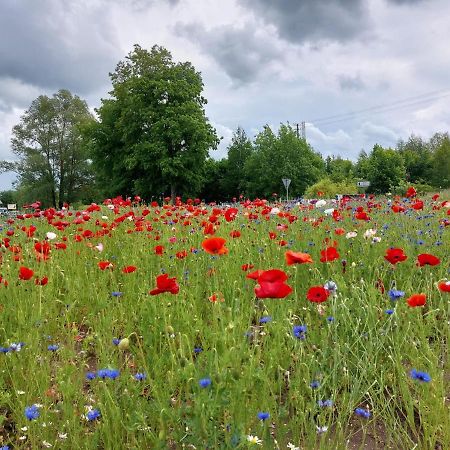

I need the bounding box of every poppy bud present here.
[118,338,130,351]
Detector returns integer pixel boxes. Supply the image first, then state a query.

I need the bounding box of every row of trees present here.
[1,44,449,207]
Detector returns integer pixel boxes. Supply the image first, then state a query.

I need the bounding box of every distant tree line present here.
[1,44,449,207]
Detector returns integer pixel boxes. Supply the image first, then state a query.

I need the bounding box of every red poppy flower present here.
[407,293,426,307]
[320,246,340,262]
[384,248,407,264]
[19,266,34,280]
[241,264,254,271]
[154,245,164,255]
[122,265,137,273]
[306,286,330,303]
[176,250,188,260]
[405,186,417,198]
[254,269,293,299]
[355,211,370,221]
[149,274,179,295]
[411,200,423,210]
[201,237,228,255]
[209,292,224,303]
[417,253,440,267]
[35,276,49,286]
[335,228,346,235]
[285,250,313,265]
[391,204,406,213]
[230,230,241,238]
[432,194,440,201]
[98,261,113,270]
[438,281,450,293]
[246,269,265,280]
[224,208,238,222]
[54,243,67,250]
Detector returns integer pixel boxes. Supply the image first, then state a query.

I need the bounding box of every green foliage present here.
[6,89,96,208]
[304,177,358,198]
[366,145,406,194]
[244,124,325,198]
[88,44,219,202]
[0,190,17,205]
[325,156,355,182]
[221,127,254,199]
[430,135,450,188]
[397,135,433,184]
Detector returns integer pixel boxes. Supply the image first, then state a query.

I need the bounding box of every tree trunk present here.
[170,183,176,205]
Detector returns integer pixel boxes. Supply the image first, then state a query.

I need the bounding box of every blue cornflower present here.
[388,289,405,301]
[193,347,203,354]
[318,399,333,407]
[310,380,320,389]
[24,404,40,421]
[259,316,272,324]
[257,412,270,421]
[199,377,211,388]
[9,342,24,352]
[385,309,394,315]
[410,369,431,383]
[111,291,123,297]
[86,372,97,380]
[134,373,146,381]
[326,316,334,323]
[293,325,307,339]
[112,338,120,345]
[0,445,10,450]
[47,344,59,351]
[355,408,371,418]
[86,409,101,421]
[97,368,120,380]
[0,347,10,353]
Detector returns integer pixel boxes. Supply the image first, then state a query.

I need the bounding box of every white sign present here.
[357,181,370,187]
[7,204,17,210]
[282,178,291,189]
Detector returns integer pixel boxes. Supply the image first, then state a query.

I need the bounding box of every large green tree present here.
[88,44,219,201]
[430,135,450,188]
[396,134,432,183]
[2,89,95,208]
[244,124,325,198]
[367,144,406,193]
[221,127,254,199]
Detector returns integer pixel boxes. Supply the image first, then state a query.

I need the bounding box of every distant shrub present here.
[304,178,357,198]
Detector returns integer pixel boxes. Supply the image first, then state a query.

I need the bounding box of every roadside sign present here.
[7,204,17,210]
[357,181,370,187]
[282,178,291,189]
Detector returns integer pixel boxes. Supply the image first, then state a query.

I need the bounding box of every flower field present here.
[0,192,449,449]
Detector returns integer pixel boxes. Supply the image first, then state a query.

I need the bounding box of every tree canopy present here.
[5,89,95,208]
[88,44,219,201]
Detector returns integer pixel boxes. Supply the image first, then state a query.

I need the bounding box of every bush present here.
[304,177,357,198]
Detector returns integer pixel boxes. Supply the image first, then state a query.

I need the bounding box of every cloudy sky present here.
[1,0,450,190]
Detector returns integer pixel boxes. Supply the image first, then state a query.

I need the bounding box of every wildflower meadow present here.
[0,191,449,449]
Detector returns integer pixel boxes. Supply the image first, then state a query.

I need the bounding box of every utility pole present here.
[295,122,306,140]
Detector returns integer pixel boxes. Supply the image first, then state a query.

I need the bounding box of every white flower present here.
[270,207,280,215]
[107,204,115,210]
[372,236,382,243]
[46,232,57,240]
[101,215,109,220]
[21,426,28,431]
[287,443,300,450]
[94,243,104,252]
[247,435,263,445]
[363,228,377,239]
[316,425,328,434]
[17,390,26,395]
[324,208,334,215]
[315,200,327,208]
[42,440,52,448]
[346,231,358,239]
[58,433,68,440]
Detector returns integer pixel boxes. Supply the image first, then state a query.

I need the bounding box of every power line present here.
[308,89,450,127]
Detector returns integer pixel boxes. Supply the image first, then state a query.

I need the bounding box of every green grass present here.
[0,197,448,449]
